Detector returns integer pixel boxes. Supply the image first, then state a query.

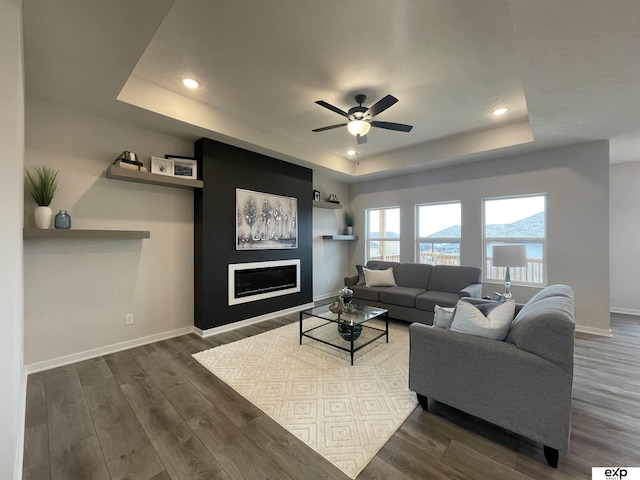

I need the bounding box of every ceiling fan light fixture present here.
[347,120,371,137]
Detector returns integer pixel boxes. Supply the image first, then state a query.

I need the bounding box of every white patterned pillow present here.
[363,267,397,287]
[450,300,515,340]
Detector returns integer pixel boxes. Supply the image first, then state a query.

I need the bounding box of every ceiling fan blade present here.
[315,100,351,119]
[370,120,413,132]
[357,134,367,145]
[312,123,347,132]
[366,95,398,118]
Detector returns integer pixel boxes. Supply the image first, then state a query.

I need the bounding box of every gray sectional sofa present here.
[344,261,482,324]
[409,284,575,467]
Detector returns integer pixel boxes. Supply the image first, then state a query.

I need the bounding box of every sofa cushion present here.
[450,299,515,340]
[506,294,575,369]
[364,267,397,287]
[355,265,366,285]
[351,284,388,302]
[394,263,432,289]
[433,305,455,329]
[379,287,426,307]
[428,265,482,293]
[415,291,460,312]
[522,284,573,305]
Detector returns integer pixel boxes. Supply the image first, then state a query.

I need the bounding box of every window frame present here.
[365,206,401,262]
[414,201,462,265]
[482,193,547,286]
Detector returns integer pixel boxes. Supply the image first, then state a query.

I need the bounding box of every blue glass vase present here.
[54,210,71,229]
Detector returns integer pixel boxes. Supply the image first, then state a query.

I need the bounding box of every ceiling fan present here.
[312,94,413,144]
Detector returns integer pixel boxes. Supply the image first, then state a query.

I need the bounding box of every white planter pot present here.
[347,226,353,235]
[34,206,53,229]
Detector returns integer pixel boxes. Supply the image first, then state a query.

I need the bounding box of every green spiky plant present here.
[344,211,355,227]
[25,165,59,206]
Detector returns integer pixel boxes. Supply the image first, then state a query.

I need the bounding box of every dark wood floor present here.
[22,312,640,480]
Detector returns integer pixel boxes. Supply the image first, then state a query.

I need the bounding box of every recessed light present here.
[493,107,508,116]
[182,78,200,89]
[347,150,356,156]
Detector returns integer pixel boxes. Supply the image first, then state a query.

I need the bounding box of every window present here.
[416,202,461,265]
[483,194,546,285]
[366,207,400,261]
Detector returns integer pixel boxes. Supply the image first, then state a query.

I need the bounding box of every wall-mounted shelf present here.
[322,235,358,241]
[313,201,342,210]
[24,229,150,240]
[106,165,203,190]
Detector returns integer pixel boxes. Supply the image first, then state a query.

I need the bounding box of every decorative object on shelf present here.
[151,156,174,176]
[339,286,353,305]
[313,189,320,201]
[25,165,59,229]
[492,244,528,300]
[327,193,340,204]
[344,210,354,235]
[54,210,71,229]
[114,151,146,171]
[236,188,297,250]
[165,155,197,179]
[338,320,363,341]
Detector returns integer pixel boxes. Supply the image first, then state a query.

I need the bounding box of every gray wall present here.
[24,98,196,368]
[610,161,640,315]
[312,175,351,300]
[0,0,25,477]
[348,141,610,334]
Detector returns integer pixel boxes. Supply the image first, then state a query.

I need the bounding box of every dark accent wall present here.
[194,138,313,330]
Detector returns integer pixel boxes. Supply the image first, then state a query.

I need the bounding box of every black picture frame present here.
[313,190,320,201]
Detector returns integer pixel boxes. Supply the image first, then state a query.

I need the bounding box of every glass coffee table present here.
[299,303,389,365]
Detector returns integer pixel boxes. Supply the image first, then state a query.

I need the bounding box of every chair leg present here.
[543,445,558,468]
[416,393,429,410]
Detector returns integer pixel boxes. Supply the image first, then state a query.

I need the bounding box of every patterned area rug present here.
[192,318,417,479]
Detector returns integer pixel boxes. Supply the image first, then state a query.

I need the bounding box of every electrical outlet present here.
[325,278,330,286]
[124,313,134,325]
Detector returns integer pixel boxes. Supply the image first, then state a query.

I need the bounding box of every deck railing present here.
[368,253,543,283]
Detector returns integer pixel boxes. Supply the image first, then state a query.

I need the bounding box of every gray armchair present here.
[409,285,575,467]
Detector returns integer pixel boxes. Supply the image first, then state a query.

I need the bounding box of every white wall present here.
[24,98,196,368]
[0,0,26,477]
[610,161,640,315]
[312,175,351,300]
[349,141,610,334]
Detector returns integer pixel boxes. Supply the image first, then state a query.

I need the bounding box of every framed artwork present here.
[151,157,174,176]
[236,188,297,250]
[313,190,320,201]
[165,155,197,179]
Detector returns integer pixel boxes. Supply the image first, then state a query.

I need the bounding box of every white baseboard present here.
[24,326,194,374]
[575,325,613,337]
[313,291,338,302]
[14,367,27,480]
[610,306,640,317]
[195,302,315,338]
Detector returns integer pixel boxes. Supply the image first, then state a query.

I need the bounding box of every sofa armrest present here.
[344,274,359,287]
[409,323,573,451]
[459,283,482,298]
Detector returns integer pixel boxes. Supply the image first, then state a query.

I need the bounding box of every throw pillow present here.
[433,305,455,329]
[363,267,397,288]
[355,264,366,285]
[450,300,515,340]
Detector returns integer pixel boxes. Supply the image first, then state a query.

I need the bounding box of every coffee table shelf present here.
[299,304,388,365]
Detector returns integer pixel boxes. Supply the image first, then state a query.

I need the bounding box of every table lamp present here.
[492,245,527,300]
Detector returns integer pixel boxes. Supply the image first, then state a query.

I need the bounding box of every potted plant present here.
[344,211,355,235]
[25,165,59,229]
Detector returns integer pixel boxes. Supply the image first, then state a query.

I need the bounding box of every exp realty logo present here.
[593,468,640,480]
